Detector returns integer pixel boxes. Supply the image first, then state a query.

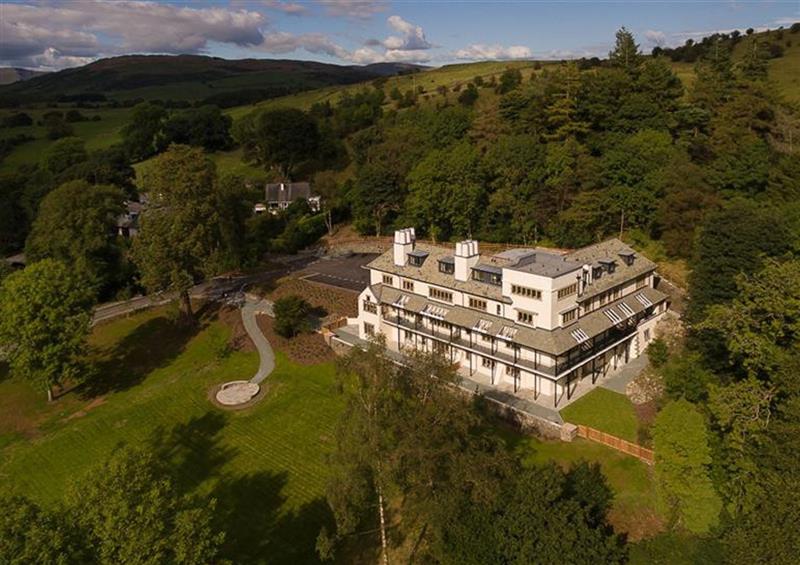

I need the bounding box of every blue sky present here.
[2,1,798,70]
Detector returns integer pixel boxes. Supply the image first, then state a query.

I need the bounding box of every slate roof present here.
[366,243,512,303]
[115,201,144,229]
[265,182,312,203]
[502,249,584,278]
[367,237,659,306]
[566,238,658,301]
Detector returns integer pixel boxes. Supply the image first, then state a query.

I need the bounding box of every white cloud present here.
[349,15,434,63]
[383,15,432,50]
[644,30,666,46]
[32,48,96,70]
[319,0,387,20]
[383,49,432,63]
[261,31,351,59]
[259,1,308,16]
[259,30,432,64]
[348,47,384,64]
[773,17,800,26]
[454,44,531,61]
[0,1,266,69]
[538,48,603,60]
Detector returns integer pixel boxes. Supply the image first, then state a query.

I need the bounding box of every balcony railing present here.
[385,315,559,377]
[384,309,647,380]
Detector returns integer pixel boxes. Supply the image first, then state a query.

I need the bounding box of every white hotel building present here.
[352,228,668,407]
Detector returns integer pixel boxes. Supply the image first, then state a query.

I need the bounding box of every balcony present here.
[384,315,559,377]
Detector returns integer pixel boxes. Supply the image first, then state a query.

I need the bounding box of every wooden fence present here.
[322,316,349,332]
[576,425,655,465]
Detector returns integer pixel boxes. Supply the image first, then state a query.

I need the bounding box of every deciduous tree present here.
[235,107,321,178]
[0,259,94,401]
[68,446,224,565]
[273,295,311,338]
[700,259,800,379]
[131,145,223,319]
[25,180,126,298]
[121,102,167,161]
[652,399,722,534]
[0,495,88,564]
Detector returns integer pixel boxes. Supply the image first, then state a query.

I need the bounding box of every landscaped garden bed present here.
[266,276,357,320]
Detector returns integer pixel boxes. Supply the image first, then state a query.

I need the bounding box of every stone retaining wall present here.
[472,392,564,440]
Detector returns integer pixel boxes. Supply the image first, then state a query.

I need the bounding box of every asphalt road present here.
[91,264,301,325]
[90,252,373,325]
[296,253,377,292]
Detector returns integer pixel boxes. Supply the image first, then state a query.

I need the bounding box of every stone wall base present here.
[476,395,563,440]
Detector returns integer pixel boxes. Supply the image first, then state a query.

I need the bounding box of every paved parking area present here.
[298,253,377,292]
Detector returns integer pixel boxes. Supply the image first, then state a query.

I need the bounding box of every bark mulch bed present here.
[267,277,357,320]
[256,314,336,365]
[217,305,255,353]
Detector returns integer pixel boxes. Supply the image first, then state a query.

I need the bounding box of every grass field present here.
[133,147,268,188]
[0,107,133,172]
[227,60,541,119]
[560,387,640,442]
[0,301,668,560]
[668,29,800,104]
[0,306,344,564]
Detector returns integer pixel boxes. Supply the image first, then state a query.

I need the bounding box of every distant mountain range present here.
[0,67,49,86]
[0,55,427,105]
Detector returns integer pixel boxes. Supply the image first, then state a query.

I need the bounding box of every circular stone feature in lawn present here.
[216,380,260,406]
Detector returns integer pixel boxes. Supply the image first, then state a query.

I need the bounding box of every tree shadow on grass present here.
[148,411,236,494]
[213,472,334,565]
[80,303,218,399]
[143,411,335,564]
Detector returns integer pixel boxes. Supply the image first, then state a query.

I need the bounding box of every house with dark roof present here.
[115,201,144,238]
[345,228,669,408]
[255,182,320,214]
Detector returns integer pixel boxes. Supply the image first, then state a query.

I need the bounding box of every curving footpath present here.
[241,295,275,384]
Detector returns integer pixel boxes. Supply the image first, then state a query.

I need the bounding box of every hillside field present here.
[0,107,133,172]
[2,28,797,174]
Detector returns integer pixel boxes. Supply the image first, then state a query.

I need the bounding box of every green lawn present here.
[0,306,343,564]
[561,387,640,442]
[0,304,664,560]
[561,387,639,443]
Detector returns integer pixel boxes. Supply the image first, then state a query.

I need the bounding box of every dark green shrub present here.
[274,295,310,338]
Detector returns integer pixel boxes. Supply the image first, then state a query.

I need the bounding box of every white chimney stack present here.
[393,228,416,266]
[454,240,479,281]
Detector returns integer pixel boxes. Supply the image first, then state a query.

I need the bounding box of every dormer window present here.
[438,257,455,274]
[471,265,502,286]
[598,259,617,274]
[408,250,429,267]
[619,251,635,266]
